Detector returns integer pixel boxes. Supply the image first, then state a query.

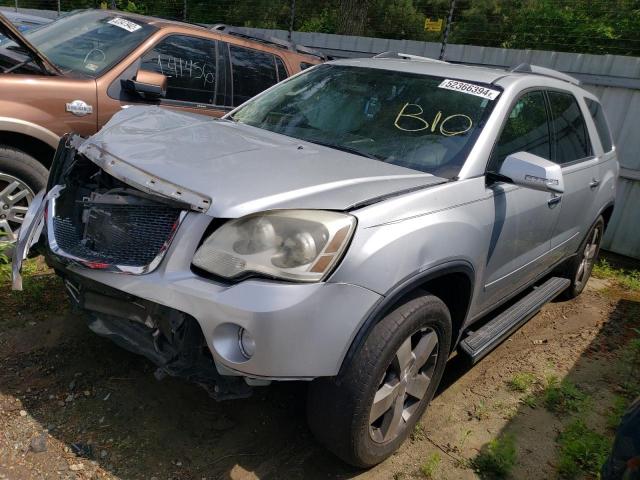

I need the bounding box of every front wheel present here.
[307,292,451,467]
[560,216,605,299]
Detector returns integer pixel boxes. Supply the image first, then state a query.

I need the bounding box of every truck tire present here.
[560,216,605,299]
[0,146,49,240]
[307,292,452,467]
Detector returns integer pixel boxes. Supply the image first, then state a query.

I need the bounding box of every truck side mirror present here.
[121,69,167,99]
[496,151,564,194]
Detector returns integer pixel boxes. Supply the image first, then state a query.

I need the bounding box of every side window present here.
[275,56,288,82]
[489,91,551,171]
[229,45,278,106]
[140,35,218,105]
[548,91,591,164]
[300,62,315,70]
[585,98,613,153]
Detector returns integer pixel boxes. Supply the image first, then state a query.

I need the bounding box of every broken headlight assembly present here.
[192,210,356,282]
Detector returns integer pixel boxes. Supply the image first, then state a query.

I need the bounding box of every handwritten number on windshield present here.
[394,103,473,136]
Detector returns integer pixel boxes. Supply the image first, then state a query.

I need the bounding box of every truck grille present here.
[52,202,182,270]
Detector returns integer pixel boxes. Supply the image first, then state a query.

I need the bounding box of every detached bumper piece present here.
[60,271,252,401]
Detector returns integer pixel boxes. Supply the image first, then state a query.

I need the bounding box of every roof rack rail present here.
[510,63,581,86]
[210,24,327,61]
[374,51,448,63]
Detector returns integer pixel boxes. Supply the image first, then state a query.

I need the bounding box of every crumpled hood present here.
[78,106,447,218]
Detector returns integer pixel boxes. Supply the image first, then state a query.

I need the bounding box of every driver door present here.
[479,90,562,311]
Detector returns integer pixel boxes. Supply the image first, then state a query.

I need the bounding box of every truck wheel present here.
[560,216,605,299]
[0,147,48,241]
[307,292,452,467]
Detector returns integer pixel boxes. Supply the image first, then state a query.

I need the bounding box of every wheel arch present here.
[0,118,59,168]
[339,261,475,375]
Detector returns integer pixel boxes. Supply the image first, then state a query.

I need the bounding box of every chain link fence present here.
[1,0,639,56]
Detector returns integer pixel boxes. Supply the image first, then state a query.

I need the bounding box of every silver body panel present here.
[13,58,619,379]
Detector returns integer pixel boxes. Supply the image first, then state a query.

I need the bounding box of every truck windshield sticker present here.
[107,17,142,33]
[394,103,473,136]
[438,79,501,100]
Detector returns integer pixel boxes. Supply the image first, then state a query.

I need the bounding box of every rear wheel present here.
[560,216,605,299]
[307,292,451,467]
[0,147,48,242]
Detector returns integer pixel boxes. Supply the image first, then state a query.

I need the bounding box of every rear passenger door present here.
[546,90,600,262]
[227,44,288,106]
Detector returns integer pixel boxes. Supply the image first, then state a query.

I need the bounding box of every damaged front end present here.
[15,135,252,400]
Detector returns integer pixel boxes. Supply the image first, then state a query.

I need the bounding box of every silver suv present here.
[13,55,618,467]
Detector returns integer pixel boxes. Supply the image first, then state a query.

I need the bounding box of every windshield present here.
[231,64,500,177]
[14,10,156,76]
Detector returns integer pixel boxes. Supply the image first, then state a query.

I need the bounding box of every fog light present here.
[238,328,256,359]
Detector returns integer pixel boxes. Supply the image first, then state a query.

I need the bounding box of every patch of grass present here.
[470,400,490,420]
[420,452,441,479]
[507,372,537,392]
[593,258,640,291]
[607,395,629,430]
[522,393,538,408]
[473,434,517,479]
[557,419,611,479]
[411,422,427,442]
[543,376,589,415]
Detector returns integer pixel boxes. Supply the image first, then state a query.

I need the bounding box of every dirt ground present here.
[1,257,639,480]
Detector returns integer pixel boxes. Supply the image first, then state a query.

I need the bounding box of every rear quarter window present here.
[585,98,614,152]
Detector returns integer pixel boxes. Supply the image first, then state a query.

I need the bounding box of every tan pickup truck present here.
[0,9,322,240]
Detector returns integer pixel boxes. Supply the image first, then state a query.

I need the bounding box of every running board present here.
[460,277,570,364]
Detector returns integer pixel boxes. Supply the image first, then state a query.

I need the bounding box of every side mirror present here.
[121,69,167,99]
[496,151,564,194]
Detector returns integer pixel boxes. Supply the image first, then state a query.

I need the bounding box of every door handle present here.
[548,195,562,207]
[589,179,600,189]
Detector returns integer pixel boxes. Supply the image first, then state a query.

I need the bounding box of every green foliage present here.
[411,422,427,442]
[557,419,611,479]
[507,372,537,392]
[473,434,517,479]
[542,376,589,415]
[593,258,640,291]
[607,395,629,430]
[420,452,441,479]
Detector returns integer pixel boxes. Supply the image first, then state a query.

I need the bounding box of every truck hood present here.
[77,106,447,218]
[0,11,60,75]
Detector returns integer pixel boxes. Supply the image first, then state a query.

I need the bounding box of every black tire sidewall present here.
[308,293,452,467]
[563,216,605,298]
[0,147,49,194]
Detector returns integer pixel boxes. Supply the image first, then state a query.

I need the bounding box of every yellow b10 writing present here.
[394,103,473,136]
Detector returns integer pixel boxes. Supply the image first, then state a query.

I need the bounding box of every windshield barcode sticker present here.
[108,17,142,33]
[438,79,501,100]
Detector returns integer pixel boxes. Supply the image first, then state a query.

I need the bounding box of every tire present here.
[0,146,49,241]
[307,292,452,467]
[560,216,605,300]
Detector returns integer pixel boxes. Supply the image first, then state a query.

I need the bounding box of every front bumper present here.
[49,211,381,379]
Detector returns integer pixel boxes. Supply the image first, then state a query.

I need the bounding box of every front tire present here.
[307,292,452,467]
[560,216,605,299]
[0,147,48,241]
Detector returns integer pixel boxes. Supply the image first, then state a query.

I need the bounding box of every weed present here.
[411,423,427,442]
[557,419,610,479]
[522,393,538,408]
[471,400,490,420]
[507,372,537,392]
[473,434,517,479]
[459,429,472,450]
[420,452,441,479]
[593,258,640,290]
[543,376,589,414]
[607,395,628,430]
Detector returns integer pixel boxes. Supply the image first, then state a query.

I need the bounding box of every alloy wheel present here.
[575,224,602,289]
[0,173,34,242]
[369,327,439,443]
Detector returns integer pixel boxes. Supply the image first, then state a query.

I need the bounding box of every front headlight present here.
[192,210,356,282]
